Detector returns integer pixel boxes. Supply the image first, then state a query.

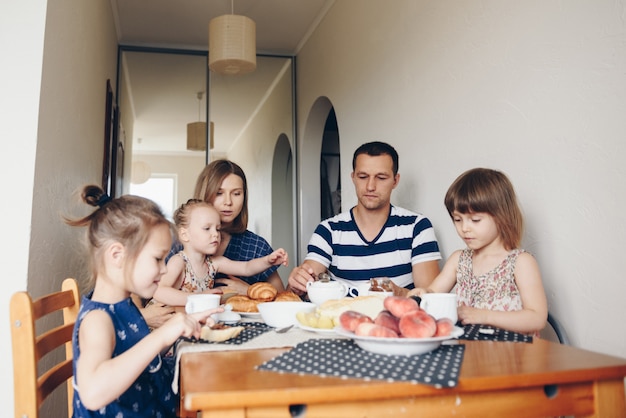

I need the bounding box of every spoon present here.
[275,324,294,333]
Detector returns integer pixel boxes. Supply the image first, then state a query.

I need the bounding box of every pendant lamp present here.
[187,92,207,151]
[208,1,256,75]
[131,137,151,184]
[131,160,151,184]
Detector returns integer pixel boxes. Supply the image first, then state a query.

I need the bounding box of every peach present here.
[339,310,373,332]
[354,322,377,336]
[398,309,436,338]
[374,310,401,334]
[434,318,455,337]
[383,296,419,318]
[367,324,399,338]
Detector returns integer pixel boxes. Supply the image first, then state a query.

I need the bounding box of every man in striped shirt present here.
[288,141,441,296]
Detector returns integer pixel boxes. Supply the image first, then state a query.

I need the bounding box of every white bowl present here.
[257,301,316,328]
[334,326,464,356]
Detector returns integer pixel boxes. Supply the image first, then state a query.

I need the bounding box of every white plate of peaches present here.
[334,296,463,356]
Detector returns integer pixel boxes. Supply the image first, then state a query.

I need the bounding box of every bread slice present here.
[200,325,244,342]
[318,296,385,323]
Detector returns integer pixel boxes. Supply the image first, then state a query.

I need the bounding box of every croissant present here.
[247,282,278,302]
[227,295,260,313]
[274,290,302,302]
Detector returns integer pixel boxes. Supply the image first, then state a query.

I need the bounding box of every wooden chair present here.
[10,278,80,418]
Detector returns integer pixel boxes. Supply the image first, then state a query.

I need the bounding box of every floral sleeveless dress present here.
[72,295,177,417]
[177,251,217,292]
[455,248,524,311]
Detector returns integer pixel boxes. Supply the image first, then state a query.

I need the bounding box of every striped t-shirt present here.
[305,205,441,288]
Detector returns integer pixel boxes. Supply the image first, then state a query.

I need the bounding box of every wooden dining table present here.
[178,335,626,418]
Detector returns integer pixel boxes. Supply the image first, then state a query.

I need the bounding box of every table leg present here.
[586,378,626,418]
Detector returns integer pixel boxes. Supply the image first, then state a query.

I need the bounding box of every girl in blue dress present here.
[65,184,221,417]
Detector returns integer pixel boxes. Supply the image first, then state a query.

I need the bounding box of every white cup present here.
[185,294,220,314]
[420,293,458,323]
[347,281,371,298]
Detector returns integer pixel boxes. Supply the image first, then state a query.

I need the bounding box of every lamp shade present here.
[209,14,256,75]
[131,160,151,184]
[187,121,207,151]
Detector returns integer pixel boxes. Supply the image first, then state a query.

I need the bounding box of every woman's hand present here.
[214,275,250,295]
[141,302,176,329]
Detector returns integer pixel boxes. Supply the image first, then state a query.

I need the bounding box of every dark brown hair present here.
[64,185,170,288]
[352,141,399,175]
[444,168,523,250]
[193,159,248,234]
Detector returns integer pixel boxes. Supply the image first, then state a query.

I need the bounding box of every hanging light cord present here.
[197,92,203,122]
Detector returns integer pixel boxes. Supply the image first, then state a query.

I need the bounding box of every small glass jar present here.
[369,277,393,292]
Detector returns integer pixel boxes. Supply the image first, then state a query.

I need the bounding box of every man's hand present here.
[287,263,319,295]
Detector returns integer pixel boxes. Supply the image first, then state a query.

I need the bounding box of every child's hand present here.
[268,248,289,266]
[407,288,429,297]
[189,307,224,328]
[155,312,204,345]
[457,303,486,325]
[156,307,224,344]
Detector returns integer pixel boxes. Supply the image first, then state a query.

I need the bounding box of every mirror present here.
[117,47,207,218]
[116,47,297,273]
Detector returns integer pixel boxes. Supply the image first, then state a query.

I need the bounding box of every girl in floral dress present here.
[152,199,288,307]
[410,168,547,335]
[65,185,221,417]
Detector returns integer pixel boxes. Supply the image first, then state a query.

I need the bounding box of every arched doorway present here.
[320,108,340,220]
[271,134,294,285]
[298,97,339,259]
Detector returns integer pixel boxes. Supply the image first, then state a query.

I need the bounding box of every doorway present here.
[272,134,295,285]
[320,108,341,220]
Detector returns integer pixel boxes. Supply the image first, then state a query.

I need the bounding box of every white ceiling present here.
[110,0,332,155]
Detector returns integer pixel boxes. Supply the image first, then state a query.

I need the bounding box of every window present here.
[129,174,177,221]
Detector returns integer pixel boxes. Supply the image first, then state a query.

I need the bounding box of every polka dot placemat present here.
[257,338,465,388]
[459,324,532,343]
[180,322,271,346]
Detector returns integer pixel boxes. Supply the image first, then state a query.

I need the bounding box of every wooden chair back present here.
[10,278,80,418]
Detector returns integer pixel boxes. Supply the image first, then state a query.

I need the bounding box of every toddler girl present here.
[65,185,221,416]
[153,199,288,307]
[410,168,547,334]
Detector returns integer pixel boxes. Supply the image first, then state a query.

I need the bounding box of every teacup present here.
[306,280,348,305]
[185,294,221,314]
[347,281,371,298]
[420,293,458,323]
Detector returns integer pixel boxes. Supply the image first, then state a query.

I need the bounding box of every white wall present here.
[0,0,119,414]
[296,0,626,358]
[227,59,295,283]
[0,0,47,413]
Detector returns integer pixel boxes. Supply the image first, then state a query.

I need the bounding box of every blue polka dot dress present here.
[71,295,177,417]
